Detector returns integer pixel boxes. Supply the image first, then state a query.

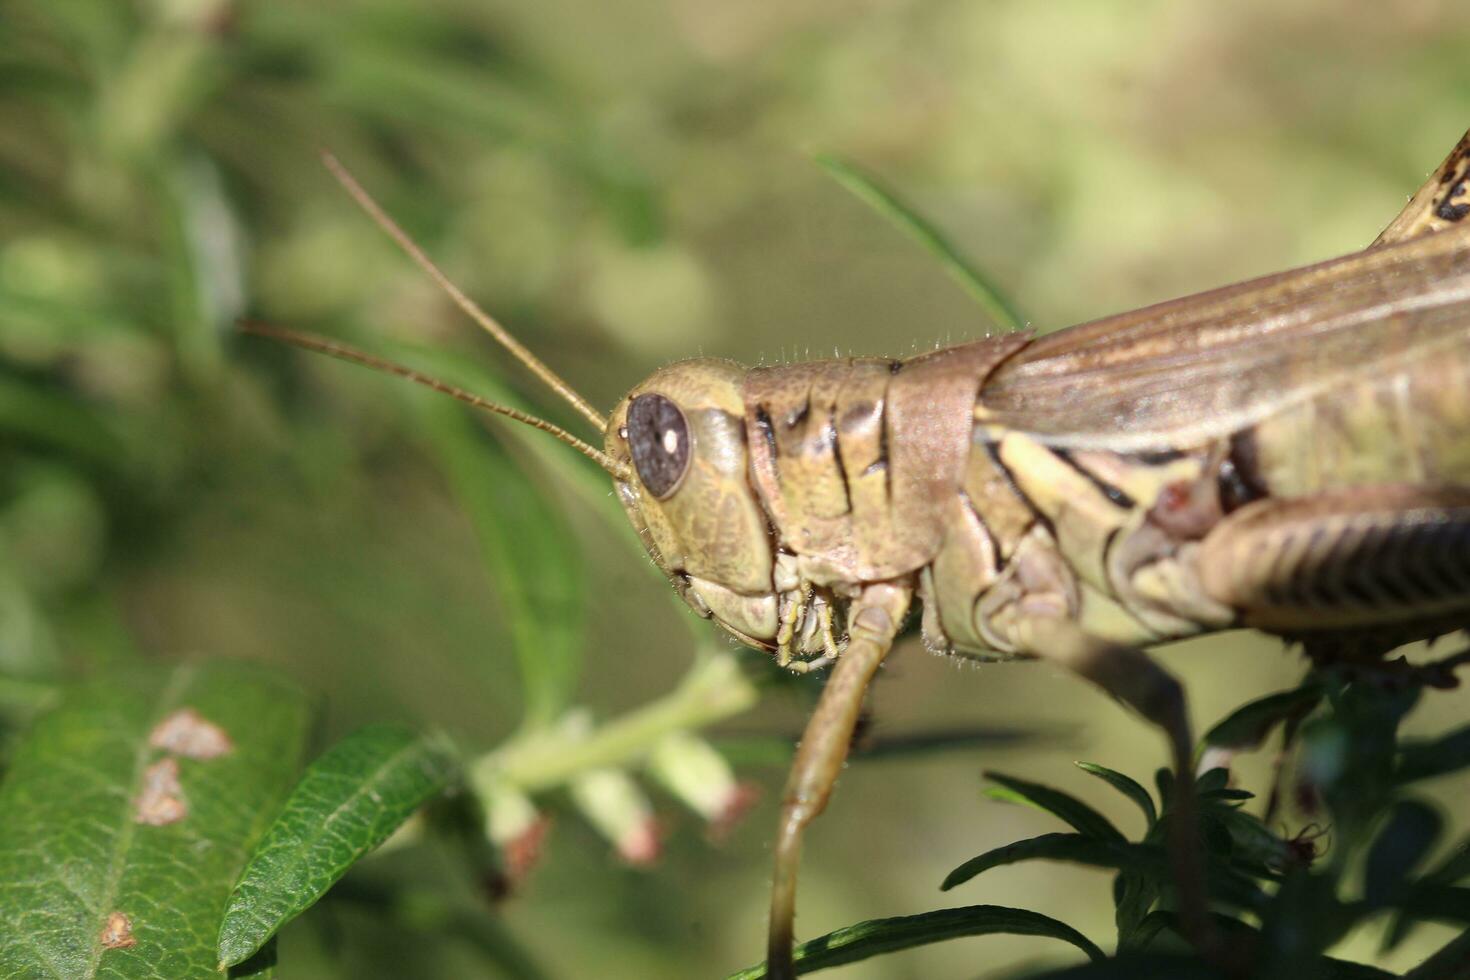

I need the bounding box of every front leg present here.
[765,579,912,980]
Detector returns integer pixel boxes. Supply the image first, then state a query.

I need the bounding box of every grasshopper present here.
[253,129,1470,977]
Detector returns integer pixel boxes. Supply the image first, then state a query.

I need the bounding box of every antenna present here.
[243,321,630,481]
[319,150,608,434]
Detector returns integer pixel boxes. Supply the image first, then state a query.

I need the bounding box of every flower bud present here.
[647,731,759,840]
[570,768,660,866]
[482,777,550,886]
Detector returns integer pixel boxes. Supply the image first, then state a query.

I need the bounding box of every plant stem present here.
[469,651,758,795]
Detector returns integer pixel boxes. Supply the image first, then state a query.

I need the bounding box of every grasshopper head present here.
[274,156,784,651]
[606,359,780,649]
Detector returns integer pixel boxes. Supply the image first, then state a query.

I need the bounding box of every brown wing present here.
[978,224,1470,451]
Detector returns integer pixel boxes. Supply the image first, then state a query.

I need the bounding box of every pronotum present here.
[252,128,1470,977]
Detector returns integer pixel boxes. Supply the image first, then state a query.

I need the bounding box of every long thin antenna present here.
[319,150,608,434]
[243,321,629,481]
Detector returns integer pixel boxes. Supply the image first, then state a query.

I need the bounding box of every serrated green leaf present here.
[984,772,1125,841]
[217,723,459,968]
[1076,762,1157,827]
[724,904,1102,979]
[1398,726,1470,784]
[814,154,1025,332]
[0,661,309,979]
[1204,683,1325,751]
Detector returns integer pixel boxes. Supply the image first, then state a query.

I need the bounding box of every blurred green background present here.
[6,1,1470,976]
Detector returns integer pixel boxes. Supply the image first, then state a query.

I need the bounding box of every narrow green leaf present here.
[0,661,310,979]
[1365,799,1443,907]
[724,904,1102,979]
[1212,806,1294,874]
[1076,761,1157,826]
[943,833,1266,910]
[1153,767,1174,810]
[1387,837,1470,950]
[1398,725,1470,783]
[1195,767,1231,795]
[942,833,1168,892]
[814,154,1026,332]
[1205,684,1324,751]
[217,724,459,968]
[984,771,1125,841]
[406,354,585,730]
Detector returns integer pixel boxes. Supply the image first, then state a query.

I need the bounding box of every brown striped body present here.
[606,219,1470,672]
[594,130,1470,979]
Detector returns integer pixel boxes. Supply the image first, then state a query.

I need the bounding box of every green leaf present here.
[814,154,1026,332]
[943,833,1266,911]
[984,771,1126,841]
[0,661,310,979]
[1365,799,1443,907]
[1387,837,1470,950]
[943,833,1169,891]
[1205,683,1324,751]
[1076,761,1157,827]
[1398,725,1470,783]
[406,354,585,730]
[724,904,1103,979]
[1195,766,1230,796]
[217,724,459,968]
[1211,806,1294,874]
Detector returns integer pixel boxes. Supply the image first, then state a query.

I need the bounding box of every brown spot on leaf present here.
[134,758,187,826]
[148,707,233,760]
[100,911,136,950]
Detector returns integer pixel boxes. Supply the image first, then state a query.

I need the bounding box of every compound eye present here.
[626,393,691,499]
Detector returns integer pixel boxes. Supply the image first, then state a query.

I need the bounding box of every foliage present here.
[5,1,1470,977]
[0,661,307,979]
[727,672,1470,977]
